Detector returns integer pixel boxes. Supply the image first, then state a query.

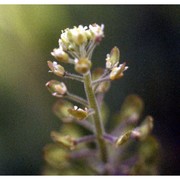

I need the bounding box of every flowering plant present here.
[44,24,159,175]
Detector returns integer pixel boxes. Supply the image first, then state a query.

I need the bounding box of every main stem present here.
[83,72,108,163]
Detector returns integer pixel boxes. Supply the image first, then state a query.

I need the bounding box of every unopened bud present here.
[106,46,120,69]
[75,58,92,74]
[46,80,67,96]
[115,130,132,147]
[68,106,88,120]
[51,48,69,63]
[51,131,75,150]
[110,62,128,80]
[73,33,87,46]
[47,61,65,77]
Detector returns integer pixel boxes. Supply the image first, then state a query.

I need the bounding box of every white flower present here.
[89,24,104,42]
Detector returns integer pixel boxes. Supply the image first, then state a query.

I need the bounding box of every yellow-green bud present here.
[67,26,88,45]
[110,62,128,80]
[68,106,88,120]
[46,80,67,96]
[51,48,69,63]
[85,29,92,40]
[51,131,75,150]
[106,46,120,69]
[76,33,87,45]
[47,61,65,77]
[75,58,92,74]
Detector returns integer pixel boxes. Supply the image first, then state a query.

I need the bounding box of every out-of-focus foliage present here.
[43,77,159,175]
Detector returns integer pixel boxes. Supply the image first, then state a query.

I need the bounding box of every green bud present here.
[46,80,67,96]
[76,33,87,45]
[85,29,92,40]
[67,26,88,45]
[75,58,92,74]
[106,46,120,69]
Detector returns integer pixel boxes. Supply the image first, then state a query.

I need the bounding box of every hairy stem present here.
[66,92,89,107]
[83,72,108,163]
[64,72,84,82]
[92,76,110,85]
[74,135,96,145]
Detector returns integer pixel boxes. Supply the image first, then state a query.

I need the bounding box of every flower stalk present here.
[83,72,108,163]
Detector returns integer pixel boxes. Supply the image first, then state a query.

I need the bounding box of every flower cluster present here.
[51,24,104,64]
[44,23,159,175]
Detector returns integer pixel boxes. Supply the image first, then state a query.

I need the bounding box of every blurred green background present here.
[0,5,179,175]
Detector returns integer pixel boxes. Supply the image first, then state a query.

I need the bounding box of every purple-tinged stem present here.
[74,135,96,145]
[103,133,118,144]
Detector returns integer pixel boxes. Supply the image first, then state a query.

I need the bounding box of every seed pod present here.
[115,130,132,147]
[68,106,88,120]
[106,46,120,69]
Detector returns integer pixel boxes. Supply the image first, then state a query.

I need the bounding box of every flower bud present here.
[89,24,104,43]
[109,62,128,80]
[106,46,120,69]
[66,25,88,46]
[61,30,70,48]
[47,61,65,77]
[74,58,92,74]
[115,130,132,147]
[85,29,92,40]
[46,80,67,96]
[51,48,69,63]
[68,106,88,120]
[51,131,75,150]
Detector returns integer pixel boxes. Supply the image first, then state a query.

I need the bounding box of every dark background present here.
[0,5,179,175]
